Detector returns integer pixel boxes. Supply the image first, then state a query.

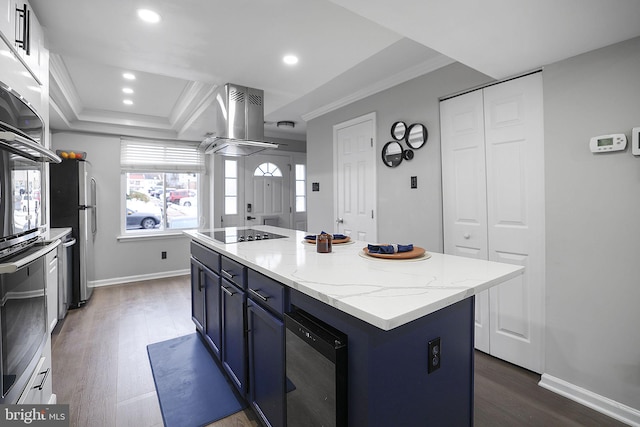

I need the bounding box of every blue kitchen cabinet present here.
[247,282,286,427]
[221,276,247,395]
[191,241,222,358]
[204,267,221,359]
[190,257,205,333]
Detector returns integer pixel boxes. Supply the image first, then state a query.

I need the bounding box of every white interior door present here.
[440,90,491,353]
[484,73,545,373]
[441,73,545,373]
[333,113,377,241]
[244,154,291,229]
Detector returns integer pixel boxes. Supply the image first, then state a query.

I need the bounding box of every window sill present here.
[117,231,191,242]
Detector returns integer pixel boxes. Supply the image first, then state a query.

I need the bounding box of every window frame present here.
[120,138,204,237]
[295,163,306,213]
[224,159,238,215]
[122,171,201,236]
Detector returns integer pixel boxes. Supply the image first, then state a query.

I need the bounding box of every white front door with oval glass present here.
[244,154,291,229]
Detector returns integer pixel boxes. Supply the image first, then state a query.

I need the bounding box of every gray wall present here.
[307,37,640,412]
[51,132,191,284]
[306,62,493,251]
[543,36,640,409]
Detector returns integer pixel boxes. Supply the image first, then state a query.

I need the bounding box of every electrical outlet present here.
[427,337,441,373]
[161,251,167,259]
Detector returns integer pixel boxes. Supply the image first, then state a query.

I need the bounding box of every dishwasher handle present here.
[62,238,77,248]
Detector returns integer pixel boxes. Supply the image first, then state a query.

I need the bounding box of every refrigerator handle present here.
[91,178,97,235]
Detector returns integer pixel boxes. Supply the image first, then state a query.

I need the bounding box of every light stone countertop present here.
[185,226,524,331]
[46,227,72,242]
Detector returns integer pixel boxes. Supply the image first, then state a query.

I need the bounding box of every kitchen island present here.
[186,226,523,427]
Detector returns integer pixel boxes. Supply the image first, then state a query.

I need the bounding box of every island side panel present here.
[290,289,474,427]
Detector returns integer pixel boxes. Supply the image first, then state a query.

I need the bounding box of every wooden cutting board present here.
[362,246,426,259]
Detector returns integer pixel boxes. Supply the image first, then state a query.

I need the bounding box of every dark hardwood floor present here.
[51,276,626,427]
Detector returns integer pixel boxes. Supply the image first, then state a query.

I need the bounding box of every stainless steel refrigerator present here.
[50,159,96,308]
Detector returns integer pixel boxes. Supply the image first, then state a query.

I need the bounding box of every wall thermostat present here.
[632,127,640,156]
[589,134,627,153]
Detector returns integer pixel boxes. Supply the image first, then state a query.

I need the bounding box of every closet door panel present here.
[440,89,490,353]
[441,90,488,259]
[484,73,545,373]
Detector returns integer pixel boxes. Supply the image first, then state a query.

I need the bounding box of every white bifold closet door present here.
[441,72,545,373]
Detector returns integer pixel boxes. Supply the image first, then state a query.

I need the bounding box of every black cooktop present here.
[203,228,287,244]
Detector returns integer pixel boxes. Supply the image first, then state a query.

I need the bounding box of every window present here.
[121,138,204,233]
[295,164,306,212]
[253,162,282,177]
[224,159,238,215]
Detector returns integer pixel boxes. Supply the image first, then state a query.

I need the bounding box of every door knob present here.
[463,233,470,239]
[336,218,344,224]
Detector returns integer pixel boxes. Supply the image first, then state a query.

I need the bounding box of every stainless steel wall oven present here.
[0,254,47,403]
[0,80,60,403]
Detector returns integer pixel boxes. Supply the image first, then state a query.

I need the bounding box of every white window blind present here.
[120,138,205,173]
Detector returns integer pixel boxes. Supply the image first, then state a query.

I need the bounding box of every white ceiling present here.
[30,0,640,143]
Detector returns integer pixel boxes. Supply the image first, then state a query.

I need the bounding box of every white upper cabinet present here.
[0,0,44,83]
[0,0,14,43]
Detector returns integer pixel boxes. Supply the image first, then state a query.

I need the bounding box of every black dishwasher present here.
[285,308,347,427]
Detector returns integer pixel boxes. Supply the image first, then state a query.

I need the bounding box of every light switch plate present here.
[632,127,640,156]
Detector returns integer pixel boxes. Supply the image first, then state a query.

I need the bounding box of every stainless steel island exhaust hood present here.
[202,83,278,156]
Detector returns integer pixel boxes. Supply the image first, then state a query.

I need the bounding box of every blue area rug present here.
[147,333,247,427]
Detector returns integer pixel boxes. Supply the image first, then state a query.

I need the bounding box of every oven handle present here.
[0,240,60,274]
[0,131,62,163]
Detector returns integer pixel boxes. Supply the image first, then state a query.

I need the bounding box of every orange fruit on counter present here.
[68,152,76,159]
[60,151,69,158]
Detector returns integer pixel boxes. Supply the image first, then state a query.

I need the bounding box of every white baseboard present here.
[539,373,640,426]
[89,269,190,288]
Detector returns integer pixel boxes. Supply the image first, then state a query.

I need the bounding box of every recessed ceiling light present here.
[122,88,134,94]
[123,72,136,80]
[137,9,161,23]
[123,99,133,105]
[283,55,298,65]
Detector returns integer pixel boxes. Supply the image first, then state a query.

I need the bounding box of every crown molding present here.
[50,118,182,140]
[170,81,218,130]
[302,54,455,122]
[172,82,218,136]
[49,54,83,120]
[48,53,209,138]
[49,98,72,129]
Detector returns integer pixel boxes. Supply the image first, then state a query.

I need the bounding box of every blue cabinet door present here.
[190,258,205,333]
[248,301,285,427]
[204,266,221,360]
[221,278,247,395]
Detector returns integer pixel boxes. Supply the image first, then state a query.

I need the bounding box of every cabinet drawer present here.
[191,241,220,272]
[221,256,246,289]
[17,356,49,404]
[248,269,286,315]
